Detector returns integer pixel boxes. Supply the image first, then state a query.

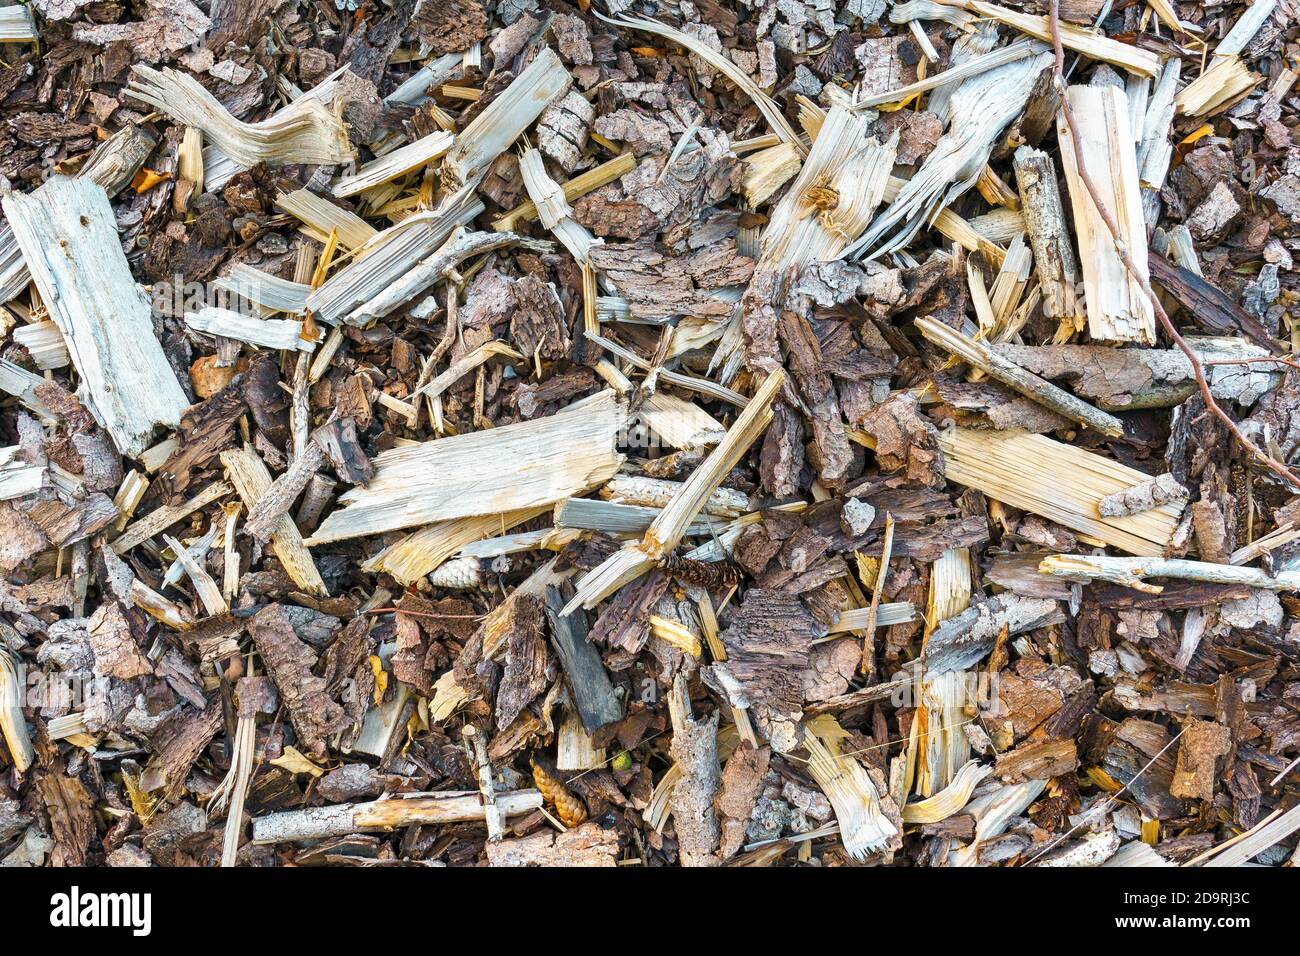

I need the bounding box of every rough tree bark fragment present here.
[921,594,1063,675]
[1098,474,1189,518]
[1012,146,1077,320]
[667,672,721,867]
[247,603,349,758]
[705,589,816,753]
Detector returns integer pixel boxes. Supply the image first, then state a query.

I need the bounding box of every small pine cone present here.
[426,556,485,590]
[530,757,588,828]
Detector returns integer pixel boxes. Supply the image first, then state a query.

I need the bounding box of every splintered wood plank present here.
[111,480,233,555]
[331,130,455,198]
[1056,85,1155,345]
[2,177,190,458]
[441,47,573,188]
[362,505,550,585]
[275,188,378,252]
[937,428,1182,556]
[0,6,37,43]
[307,391,627,544]
[220,448,327,595]
[955,1,1161,77]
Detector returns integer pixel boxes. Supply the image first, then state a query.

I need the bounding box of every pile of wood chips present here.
[1,0,1299,869]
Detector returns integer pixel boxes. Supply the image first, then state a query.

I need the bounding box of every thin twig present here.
[1048,0,1300,492]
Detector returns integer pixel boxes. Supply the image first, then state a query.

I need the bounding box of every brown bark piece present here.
[1170,720,1232,802]
[495,596,549,730]
[411,0,486,55]
[87,601,152,680]
[857,393,944,489]
[706,589,816,753]
[714,742,770,860]
[247,603,349,758]
[666,673,721,867]
[485,821,619,866]
[994,738,1079,783]
[312,416,373,486]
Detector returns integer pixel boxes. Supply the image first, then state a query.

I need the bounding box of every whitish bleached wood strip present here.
[950,780,1045,867]
[890,0,976,29]
[441,47,572,188]
[201,146,242,194]
[553,498,718,537]
[345,227,547,327]
[950,1,1161,76]
[3,178,190,458]
[853,39,1041,109]
[275,188,378,252]
[213,265,311,314]
[198,66,352,190]
[0,461,46,501]
[305,186,482,324]
[221,448,326,595]
[761,105,896,275]
[1057,85,1155,345]
[0,6,37,43]
[332,130,455,198]
[186,307,315,351]
[851,50,1051,260]
[127,66,354,169]
[602,477,748,517]
[1138,59,1181,186]
[251,790,543,844]
[1038,554,1300,593]
[938,429,1182,556]
[1213,0,1278,59]
[384,53,463,106]
[0,358,56,423]
[308,392,627,544]
[0,121,154,302]
[518,148,601,266]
